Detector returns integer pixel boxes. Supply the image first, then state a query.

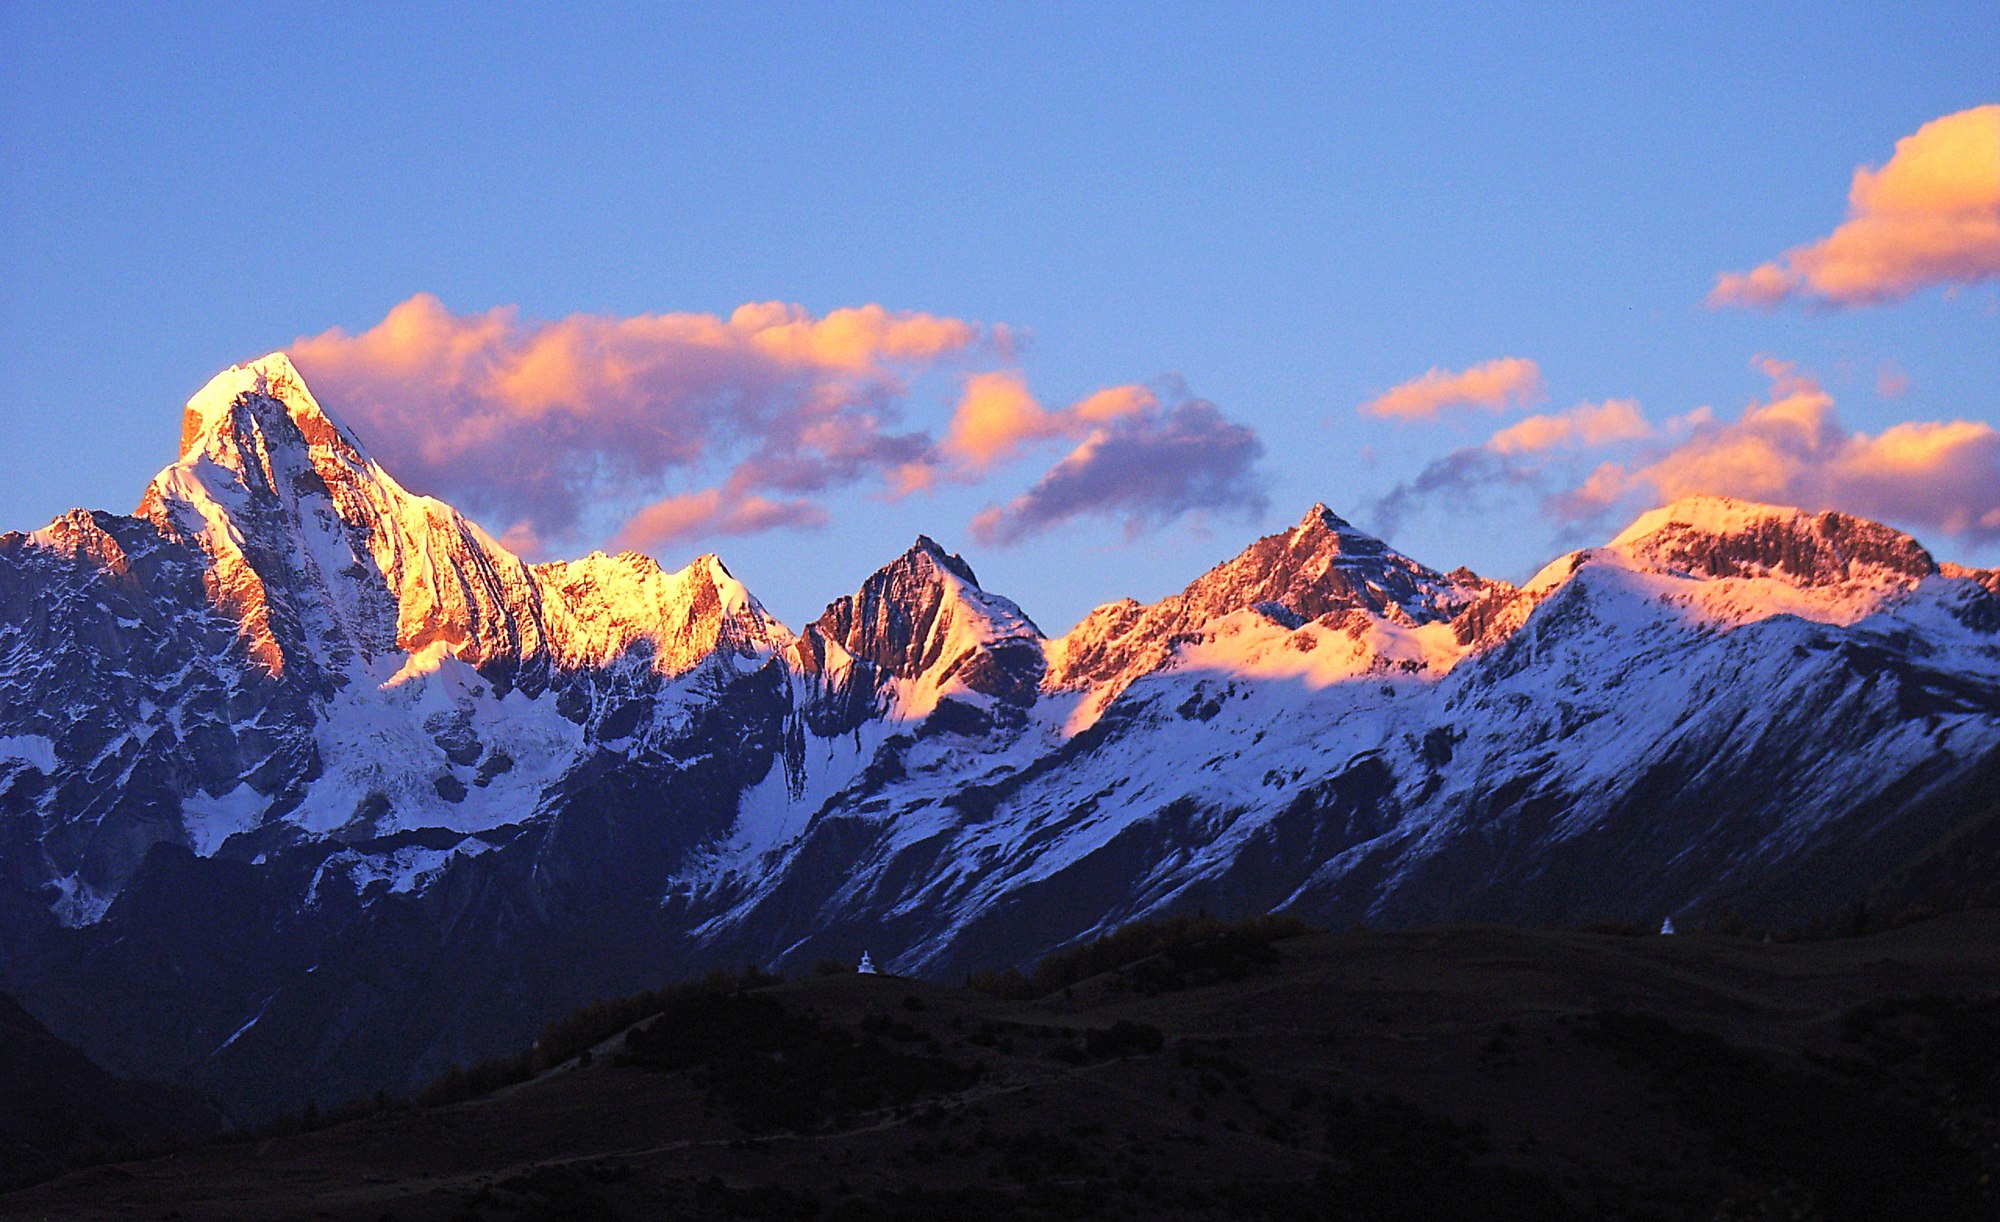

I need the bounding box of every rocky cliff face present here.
[794,536,1045,739]
[1607,498,1937,588]
[3,356,1998,1121]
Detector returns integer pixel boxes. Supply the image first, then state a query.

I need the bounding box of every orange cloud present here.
[1560,359,2000,540]
[1708,264,1797,309]
[937,373,1156,473]
[1359,358,1544,420]
[291,294,1000,551]
[730,301,995,369]
[941,371,1063,469]
[1487,399,1651,455]
[1710,104,2000,308]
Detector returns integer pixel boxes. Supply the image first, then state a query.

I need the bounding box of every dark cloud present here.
[970,392,1266,546]
[1368,448,1544,539]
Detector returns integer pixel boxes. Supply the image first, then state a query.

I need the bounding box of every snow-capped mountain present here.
[3,356,792,914]
[2,355,1997,1118]
[1047,503,1492,717]
[790,534,1045,738]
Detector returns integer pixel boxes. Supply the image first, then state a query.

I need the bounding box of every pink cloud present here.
[290,294,1000,551]
[1559,359,2000,541]
[941,371,1067,470]
[1369,399,1647,533]
[1876,360,1912,399]
[1708,263,1798,309]
[611,489,828,552]
[969,389,1265,545]
[1710,104,2000,309]
[1358,357,1545,420]
[1371,357,2000,548]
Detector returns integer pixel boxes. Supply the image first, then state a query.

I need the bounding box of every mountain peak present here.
[1298,501,1343,529]
[1288,501,1387,553]
[1610,496,1935,586]
[1609,495,1792,547]
[904,534,981,588]
[1046,502,1479,696]
[178,352,362,463]
[802,535,1043,712]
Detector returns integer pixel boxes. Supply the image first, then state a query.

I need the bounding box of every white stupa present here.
[1660,917,1677,935]
[857,951,878,974]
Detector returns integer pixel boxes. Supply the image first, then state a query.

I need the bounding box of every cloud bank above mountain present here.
[1369,356,2000,546]
[1562,359,2000,541]
[291,294,981,547]
[291,294,1268,553]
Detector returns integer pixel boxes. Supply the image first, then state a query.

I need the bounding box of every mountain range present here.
[2,353,1997,1118]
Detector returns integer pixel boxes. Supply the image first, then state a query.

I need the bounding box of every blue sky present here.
[3,3,1996,631]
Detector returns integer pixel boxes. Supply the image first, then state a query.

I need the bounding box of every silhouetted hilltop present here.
[10,912,2000,1220]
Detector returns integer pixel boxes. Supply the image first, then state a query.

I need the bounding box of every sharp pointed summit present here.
[1297,501,1345,531]
[790,534,1044,734]
[177,352,367,466]
[1048,502,1483,695]
[1289,501,1396,559]
[904,533,983,588]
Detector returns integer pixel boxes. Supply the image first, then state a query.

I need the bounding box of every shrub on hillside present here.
[620,993,978,1130]
[969,912,1318,1000]
[415,965,782,1108]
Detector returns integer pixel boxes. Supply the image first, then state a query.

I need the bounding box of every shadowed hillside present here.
[0,992,223,1191]
[9,912,2000,1220]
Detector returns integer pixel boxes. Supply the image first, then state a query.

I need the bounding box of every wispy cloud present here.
[969,386,1266,545]
[1358,357,1544,421]
[1561,358,2000,541]
[1710,104,2000,309]
[1875,360,1911,400]
[1371,399,1656,534]
[1371,448,1544,538]
[291,293,1003,551]
[611,489,829,552]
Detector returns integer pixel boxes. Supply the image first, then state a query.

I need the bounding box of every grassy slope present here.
[8,914,2000,1220]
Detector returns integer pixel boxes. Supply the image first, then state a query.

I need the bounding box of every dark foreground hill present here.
[9,913,2000,1221]
[0,993,223,1192]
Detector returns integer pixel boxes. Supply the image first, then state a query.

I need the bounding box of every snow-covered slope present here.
[0,355,792,907]
[1047,504,1489,710]
[2,354,1997,1121]
[676,494,2000,980]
